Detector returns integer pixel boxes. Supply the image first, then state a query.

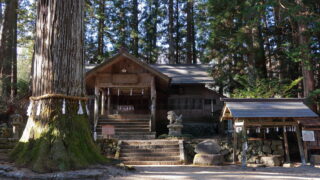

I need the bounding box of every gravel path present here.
[111,165,320,180]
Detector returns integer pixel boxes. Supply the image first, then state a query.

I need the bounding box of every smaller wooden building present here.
[220,98,319,167]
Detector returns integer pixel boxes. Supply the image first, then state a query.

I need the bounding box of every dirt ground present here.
[111,165,320,180]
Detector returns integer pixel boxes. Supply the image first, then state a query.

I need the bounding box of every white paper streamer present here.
[86,104,90,115]
[107,88,110,96]
[275,127,279,132]
[142,89,144,95]
[284,126,286,132]
[130,89,133,96]
[256,127,260,133]
[247,129,249,134]
[293,126,296,132]
[266,128,269,133]
[77,100,84,115]
[118,89,120,96]
[27,101,33,116]
[36,102,41,116]
[62,99,66,114]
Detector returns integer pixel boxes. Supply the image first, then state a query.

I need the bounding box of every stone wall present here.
[184,138,285,165]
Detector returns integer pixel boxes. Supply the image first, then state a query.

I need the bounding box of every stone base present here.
[167,124,183,137]
[260,156,281,167]
[193,154,223,166]
[310,155,320,165]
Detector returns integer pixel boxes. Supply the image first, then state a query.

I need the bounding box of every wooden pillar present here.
[296,125,306,165]
[303,141,308,163]
[233,123,238,164]
[283,126,290,163]
[93,86,99,141]
[107,95,111,115]
[101,89,105,115]
[150,77,156,132]
[241,121,247,168]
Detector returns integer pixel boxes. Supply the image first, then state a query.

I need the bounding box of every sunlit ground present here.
[111,165,320,180]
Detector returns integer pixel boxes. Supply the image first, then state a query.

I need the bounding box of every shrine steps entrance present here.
[97,114,156,140]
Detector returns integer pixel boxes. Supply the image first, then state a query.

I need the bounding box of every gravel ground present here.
[111,165,320,180]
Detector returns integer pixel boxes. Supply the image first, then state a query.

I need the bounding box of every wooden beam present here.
[283,126,290,163]
[93,86,99,141]
[107,95,111,114]
[241,121,247,168]
[101,90,105,115]
[295,125,306,165]
[233,124,238,164]
[246,121,298,126]
[150,77,156,132]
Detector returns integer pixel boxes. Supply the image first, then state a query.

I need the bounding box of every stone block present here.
[193,154,223,166]
[195,140,221,154]
[262,145,271,154]
[261,156,281,167]
[310,155,320,165]
[283,163,294,168]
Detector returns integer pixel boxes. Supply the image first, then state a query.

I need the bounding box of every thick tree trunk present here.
[295,0,315,97]
[168,0,175,64]
[0,0,18,99]
[10,0,105,173]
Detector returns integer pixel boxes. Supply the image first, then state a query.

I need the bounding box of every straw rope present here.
[30,94,89,101]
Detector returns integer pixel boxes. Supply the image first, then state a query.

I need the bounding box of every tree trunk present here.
[168,0,175,63]
[10,0,105,173]
[0,2,3,30]
[295,0,315,97]
[175,0,180,64]
[186,0,192,64]
[131,0,139,57]
[97,0,105,62]
[0,0,18,99]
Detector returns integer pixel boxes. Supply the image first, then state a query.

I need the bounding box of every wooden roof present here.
[85,51,170,83]
[150,64,214,84]
[221,98,319,120]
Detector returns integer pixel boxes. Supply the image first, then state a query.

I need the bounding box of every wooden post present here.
[241,121,247,168]
[107,95,111,115]
[93,86,100,141]
[303,141,308,163]
[283,126,290,163]
[150,77,156,132]
[101,89,105,115]
[295,125,306,165]
[233,123,238,164]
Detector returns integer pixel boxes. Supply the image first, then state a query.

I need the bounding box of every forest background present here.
[0,0,319,112]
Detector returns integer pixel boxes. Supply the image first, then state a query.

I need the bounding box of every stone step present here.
[96,127,150,132]
[121,144,179,150]
[120,156,180,161]
[101,114,151,119]
[98,121,149,125]
[0,149,12,153]
[123,161,182,165]
[122,140,179,146]
[120,148,179,153]
[115,135,155,140]
[98,119,150,122]
[120,152,180,157]
[0,138,19,144]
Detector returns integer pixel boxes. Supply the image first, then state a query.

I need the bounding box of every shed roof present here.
[150,64,213,84]
[221,98,319,119]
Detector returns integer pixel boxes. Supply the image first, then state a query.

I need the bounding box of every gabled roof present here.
[85,51,171,83]
[150,64,213,84]
[220,98,319,119]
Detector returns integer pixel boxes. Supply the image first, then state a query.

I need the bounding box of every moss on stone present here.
[10,99,107,173]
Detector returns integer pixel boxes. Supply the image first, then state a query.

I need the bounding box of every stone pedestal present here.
[261,155,281,167]
[311,155,320,165]
[193,154,223,166]
[167,124,183,136]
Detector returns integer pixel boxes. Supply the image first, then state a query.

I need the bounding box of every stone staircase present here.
[119,140,184,165]
[97,114,156,140]
[0,138,18,161]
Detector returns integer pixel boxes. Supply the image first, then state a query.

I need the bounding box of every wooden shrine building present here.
[85,50,223,139]
[220,98,319,167]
